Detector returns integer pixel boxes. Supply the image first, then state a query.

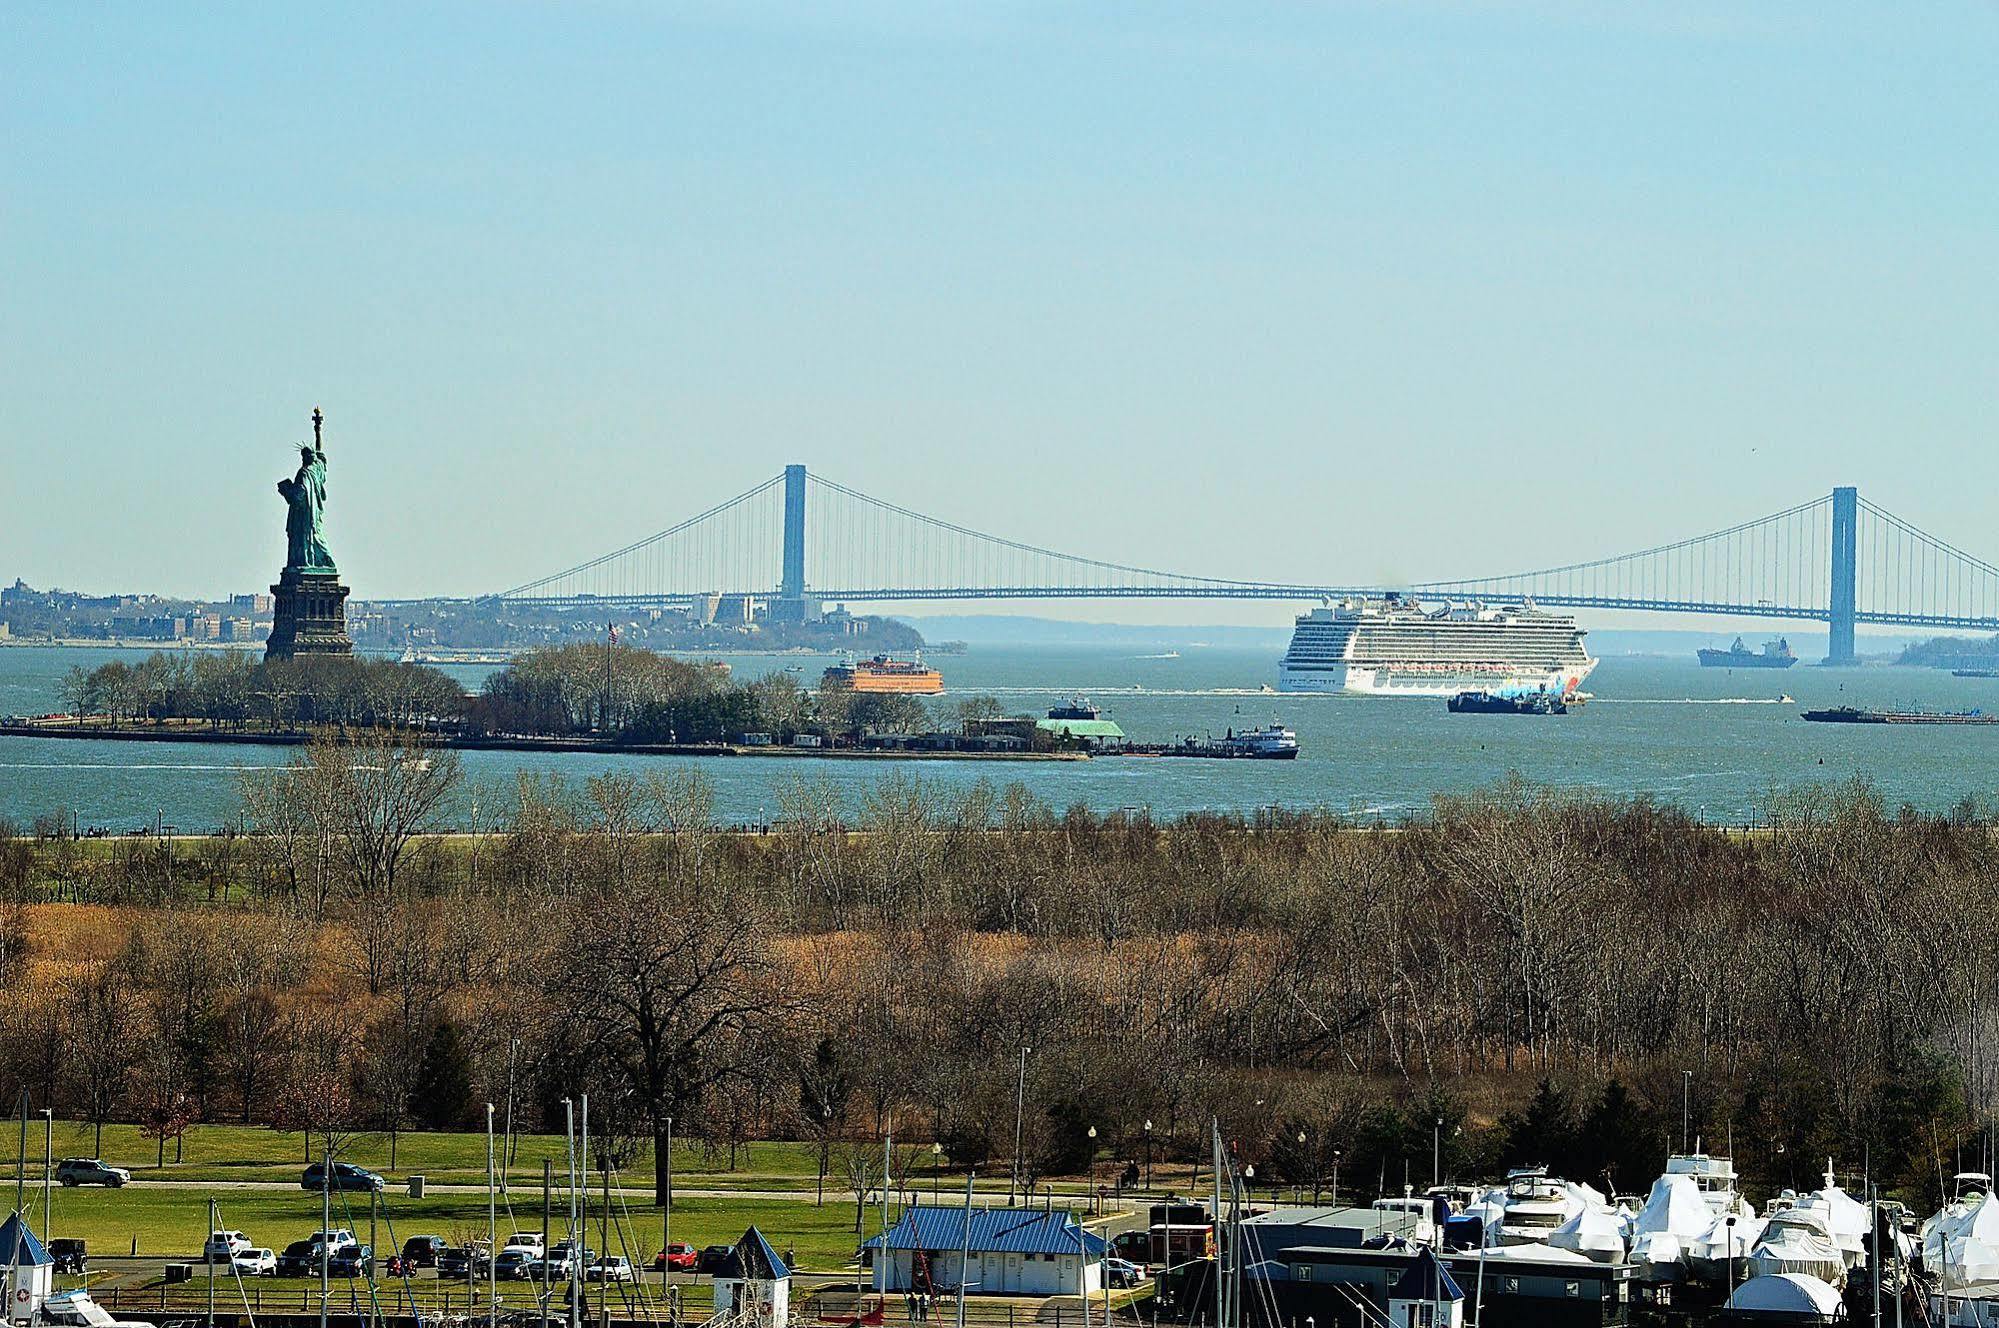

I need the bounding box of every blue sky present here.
[3,2,1994,627]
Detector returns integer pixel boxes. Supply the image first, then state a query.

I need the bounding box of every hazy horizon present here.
[6,4,1995,630]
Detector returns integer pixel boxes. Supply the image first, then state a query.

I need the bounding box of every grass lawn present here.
[14,1120,829,1188]
[10,1120,1126,1197]
[32,1183,876,1269]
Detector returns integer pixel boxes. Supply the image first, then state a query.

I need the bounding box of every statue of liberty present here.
[277,407,335,572]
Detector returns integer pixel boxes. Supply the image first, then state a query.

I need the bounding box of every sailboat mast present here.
[486,1103,497,1328]
[1211,1121,1227,1328]
[956,1170,974,1328]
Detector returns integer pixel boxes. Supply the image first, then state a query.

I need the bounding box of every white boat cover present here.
[1925,1192,1999,1295]
[1627,1174,1710,1279]
[1549,1205,1627,1263]
[1803,1183,1870,1269]
[1632,1174,1711,1238]
[1723,1272,1845,1320]
[1468,1240,1600,1267]
[1565,1180,1611,1211]
[1747,1207,1847,1287]
[1686,1211,1767,1284]
[1469,1187,1510,1247]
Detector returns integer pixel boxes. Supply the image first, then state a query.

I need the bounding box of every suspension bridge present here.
[406,467,1999,665]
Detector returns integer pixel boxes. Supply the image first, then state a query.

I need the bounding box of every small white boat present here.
[1723,1272,1846,1324]
[1628,1173,1712,1283]
[1498,1167,1573,1246]
[1925,1172,1999,1298]
[1746,1204,1847,1288]
[1549,1205,1627,1263]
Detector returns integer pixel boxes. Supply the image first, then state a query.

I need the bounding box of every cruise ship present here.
[1276,595,1596,696]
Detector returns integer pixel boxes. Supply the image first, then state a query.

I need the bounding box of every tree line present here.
[0,742,1991,1214]
[58,645,954,742]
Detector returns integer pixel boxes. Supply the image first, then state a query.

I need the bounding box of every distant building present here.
[713,1227,790,1325]
[861,1205,1107,1297]
[229,592,275,616]
[1037,717,1127,751]
[965,716,1039,744]
[109,615,179,641]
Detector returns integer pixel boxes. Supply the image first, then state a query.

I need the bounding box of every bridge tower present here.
[772,463,815,622]
[1827,485,1858,665]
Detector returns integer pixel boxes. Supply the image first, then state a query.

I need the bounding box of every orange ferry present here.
[820,653,945,695]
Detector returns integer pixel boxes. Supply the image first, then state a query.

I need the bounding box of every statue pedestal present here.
[266,568,353,662]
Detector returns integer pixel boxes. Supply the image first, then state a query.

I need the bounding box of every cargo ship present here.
[1697,636,1797,669]
[820,653,945,695]
[1276,595,1595,696]
[1801,705,1999,725]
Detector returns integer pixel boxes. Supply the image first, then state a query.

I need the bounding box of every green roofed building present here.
[1036,717,1126,750]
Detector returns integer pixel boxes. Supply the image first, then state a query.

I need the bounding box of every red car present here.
[654,1243,697,1273]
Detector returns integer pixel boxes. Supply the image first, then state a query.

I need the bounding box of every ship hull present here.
[1277,660,1596,697]
[1696,650,1796,669]
[822,674,944,695]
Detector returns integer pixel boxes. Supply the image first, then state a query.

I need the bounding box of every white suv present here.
[204,1232,252,1262]
[232,1248,277,1277]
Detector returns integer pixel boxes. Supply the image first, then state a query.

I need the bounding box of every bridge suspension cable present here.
[1416,495,1835,620]
[801,472,1305,600]
[498,473,787,604]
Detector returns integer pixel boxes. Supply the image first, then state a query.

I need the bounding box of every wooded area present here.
[0,737,1989,1211]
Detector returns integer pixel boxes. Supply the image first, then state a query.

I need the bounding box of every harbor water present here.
[1,644,1995,831]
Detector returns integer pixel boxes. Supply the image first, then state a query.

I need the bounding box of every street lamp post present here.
[1682,1071,1692,1154]
[1332,1151,1342,1208]
[932,1143,943,1202]
[1087,1127,1099,1213]
[1010,1047,1031,1206]
[1143,1120,1154,1191]
[39,1108,51,1240]
[1297,1132,1308,1203]
[1433,1118,1443,1188]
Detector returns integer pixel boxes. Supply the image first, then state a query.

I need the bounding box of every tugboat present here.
[1697,636,1798,669]
[1447,689,1569,715]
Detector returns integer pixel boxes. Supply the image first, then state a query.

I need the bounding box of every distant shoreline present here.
[0,722,1084,762]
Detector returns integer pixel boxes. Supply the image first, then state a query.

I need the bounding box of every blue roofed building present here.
[714,1226,790,1325]
[861,1205,1108,1297]
[0,1211,56,1316]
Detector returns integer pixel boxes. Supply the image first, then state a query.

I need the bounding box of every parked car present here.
[695,1245,735,1276]
[493,1249,537,1281]
[326,1244,373,1278]
[307,1229,358,1249]
[506,1232,546,1254]
[529,1244,591,1282]
[1104,1257,1144,1289]
[399,1235,447,1269]
[437,1245,488,1279]
[586,1257,634,1284]
[204,1231,253,1263]
[275,1241,322,1278]
[47,1239,86,1275]
[54,1159,129,1188]
[301,1162,384,1193]
[232,1249,277,1277]
[653,1243,697,1273]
